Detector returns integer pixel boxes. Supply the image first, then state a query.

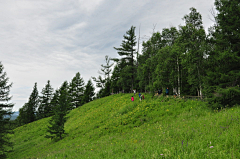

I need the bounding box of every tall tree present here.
[205,0,240,107]
[114,26,137,92]
[138,32,162,93]
[68,72,85,108]
[18,83,39,125]
[49,89,60,114]
[45,81,69,140]
[82,79,95,104]
[179,7,207,97]
[0,62,14,158]
[37,80,54,119]
[110,62,123,93]
[206,0,240,90]
[26,83,39,123]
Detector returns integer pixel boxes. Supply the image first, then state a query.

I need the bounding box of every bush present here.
[208,86,240,109]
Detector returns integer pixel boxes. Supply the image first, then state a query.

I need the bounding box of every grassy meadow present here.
[8,93,240,158]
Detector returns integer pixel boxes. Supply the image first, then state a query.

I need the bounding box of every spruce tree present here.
[82,79,95,104]
[0,62,14,158]
[206,0,240,89]
[45,81,69,140]
[26,83,39,123]
[37,80,54,119]
[205,0,240,107]
[49,89,60,114]
[68,72,85,109]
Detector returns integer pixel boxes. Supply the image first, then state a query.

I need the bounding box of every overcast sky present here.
[1,0,215,111]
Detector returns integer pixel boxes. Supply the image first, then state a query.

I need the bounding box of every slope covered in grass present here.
[8,93,240,158]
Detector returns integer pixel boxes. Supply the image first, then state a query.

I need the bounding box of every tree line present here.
[0,0,239,157]
[16,73,95,126]
[96,3,240,109]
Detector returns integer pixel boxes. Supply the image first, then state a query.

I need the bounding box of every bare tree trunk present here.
[196,65,202,98]
[200,85,202,99]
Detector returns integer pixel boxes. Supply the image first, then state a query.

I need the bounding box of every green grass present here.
[8,93,240,158]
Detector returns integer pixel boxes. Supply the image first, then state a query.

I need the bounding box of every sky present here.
[0,0,215,112]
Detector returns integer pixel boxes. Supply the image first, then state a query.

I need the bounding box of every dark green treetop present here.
[82,79,95,104]
[68,72,85,108]
[37,80,54,119]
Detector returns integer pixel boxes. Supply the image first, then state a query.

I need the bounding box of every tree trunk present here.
[177,56,181,96]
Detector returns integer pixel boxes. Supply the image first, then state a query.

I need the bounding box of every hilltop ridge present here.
[8,93,240,158]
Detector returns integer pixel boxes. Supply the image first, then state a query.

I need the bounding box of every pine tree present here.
[114,26,137,92]
[45,81,69,140]
[68,72,85,108]
[37,80,54,119]
[82,79,95,104]
[0,62,14,158]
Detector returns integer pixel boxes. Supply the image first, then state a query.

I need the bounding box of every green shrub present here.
[208,86,240,109]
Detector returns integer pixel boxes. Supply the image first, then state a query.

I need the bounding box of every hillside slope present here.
[8,94,240,158]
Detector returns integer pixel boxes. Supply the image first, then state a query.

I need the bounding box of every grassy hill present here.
[8,93,240,158]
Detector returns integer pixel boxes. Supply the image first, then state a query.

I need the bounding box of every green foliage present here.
[82,79,95,104]
[16,103,28,126]
[27,83,39,123]
[68,72,85,108]
[205,0,240,96]
[113,26,137,92]
[37,80,54,119]
[179,7,206,97]
[45,81,69,140]
[17,83,39,125]
[208,86,240,109]
[0,62,14,158]
[93,56,113,98]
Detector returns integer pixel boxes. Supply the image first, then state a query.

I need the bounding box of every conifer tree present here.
[16,103,28,126]
[49,89,60,113]
[17,83,39,125]
[0,62,14,158]
[37,80,54,119]
[205,0,240,107]
[110,63,122,93]
[82,79,95,104]
[114,26,137,92]
[68,72,85,108]
[45,81,69,140]
[206,0,240,89]
[26,83,39,123]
